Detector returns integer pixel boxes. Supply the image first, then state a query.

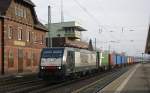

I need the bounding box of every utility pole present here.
[48,5,52,47]
[122,27,124,32]
[108,44,111,53]
[61,0,64,23]
[95,38,96,50]
[142,53,144,63]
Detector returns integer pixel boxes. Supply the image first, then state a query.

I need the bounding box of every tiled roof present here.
[0,0,35,14]
[35,21,48,32]
[51,37,89,49]
[0,0,48,32]
[66,40,89,49]
[0,0,11,14]
[23,0,35,7]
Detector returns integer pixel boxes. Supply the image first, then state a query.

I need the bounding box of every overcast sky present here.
[32,0,150,56]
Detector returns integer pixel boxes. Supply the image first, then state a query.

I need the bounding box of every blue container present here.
[122,56,126,64]
[116,55,122,65]
[112,54,117,65]
[121,56,124,64]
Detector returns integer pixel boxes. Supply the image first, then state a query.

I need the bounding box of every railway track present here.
[0,74,37,86]
[0,65,134,93]
[31,65,132,93]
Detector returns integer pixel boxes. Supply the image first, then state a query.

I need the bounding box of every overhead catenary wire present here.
[73,0,101,26]
[72,0,127,47]
[72,0,112,46]
[48,0,146,54]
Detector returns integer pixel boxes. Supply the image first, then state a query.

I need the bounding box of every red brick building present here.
[0,0,48,75]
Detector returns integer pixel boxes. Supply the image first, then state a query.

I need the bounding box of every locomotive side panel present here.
[74,49,97,72]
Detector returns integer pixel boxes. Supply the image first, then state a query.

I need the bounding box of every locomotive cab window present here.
[42,48,64,58]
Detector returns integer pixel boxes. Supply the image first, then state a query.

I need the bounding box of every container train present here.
[39,47,140,79]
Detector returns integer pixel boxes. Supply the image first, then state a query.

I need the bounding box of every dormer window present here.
[15,7,26,18]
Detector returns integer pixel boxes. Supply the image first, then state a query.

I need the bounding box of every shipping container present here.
[127,56,130,64]
[122,55,127,64]
[101,51,109,69]
[116,55,122,65]
[109,53,116,66]
[125,56,128,64]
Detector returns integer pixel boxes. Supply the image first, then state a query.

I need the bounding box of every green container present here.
[101,51,109,66]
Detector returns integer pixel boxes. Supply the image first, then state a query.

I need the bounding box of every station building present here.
[0,0,48,75]
[46,21,90,49]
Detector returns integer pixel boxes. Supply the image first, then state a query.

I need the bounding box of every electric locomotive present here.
[39,47,98,79]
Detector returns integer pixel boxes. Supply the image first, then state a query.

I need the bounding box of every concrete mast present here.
[48,5,52,47]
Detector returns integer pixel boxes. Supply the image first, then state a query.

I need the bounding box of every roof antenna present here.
[61,0,64,23]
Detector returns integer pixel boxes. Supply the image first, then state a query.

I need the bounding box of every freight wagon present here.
[101,51,109,70]
[116,54,122,66]
[109,53,117,68]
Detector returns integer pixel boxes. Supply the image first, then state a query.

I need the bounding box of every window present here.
[24,9,27,18]
[15,7,18,16]
[32,32,37,43]
[65,27,74,33]
[26,52,31,67]
[8,49,14,68]
[31,51,38,66]
[15,7,25,18]
[33,52,37,66]
[34,33,37,42]
[41,35,44,44]
[70,28,74,33]
[18,28,22,40]
[20,9,23,17]
[26,31,30,42]
[33,52,39,66]
[4,49,7,63]
[8,26,13,39]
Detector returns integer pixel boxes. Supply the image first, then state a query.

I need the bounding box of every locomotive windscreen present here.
[42,48,64,58]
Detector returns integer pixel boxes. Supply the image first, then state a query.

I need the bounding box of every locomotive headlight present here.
[58,66,61,69]
[41,66,45,69]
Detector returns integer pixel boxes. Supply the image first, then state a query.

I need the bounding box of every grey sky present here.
[32,0,150,56]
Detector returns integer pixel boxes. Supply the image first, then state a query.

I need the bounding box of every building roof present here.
[23,0,35,7]
[66,39,89,49]
[0,0,11,14]
[51,37,89,49]
[35,21,48,31]
[0,0,48,32]
[52,21,87,31]
[62,26,86,31]
[0,0,35,14]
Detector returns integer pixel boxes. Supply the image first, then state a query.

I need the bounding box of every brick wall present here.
[0,0,47,75]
